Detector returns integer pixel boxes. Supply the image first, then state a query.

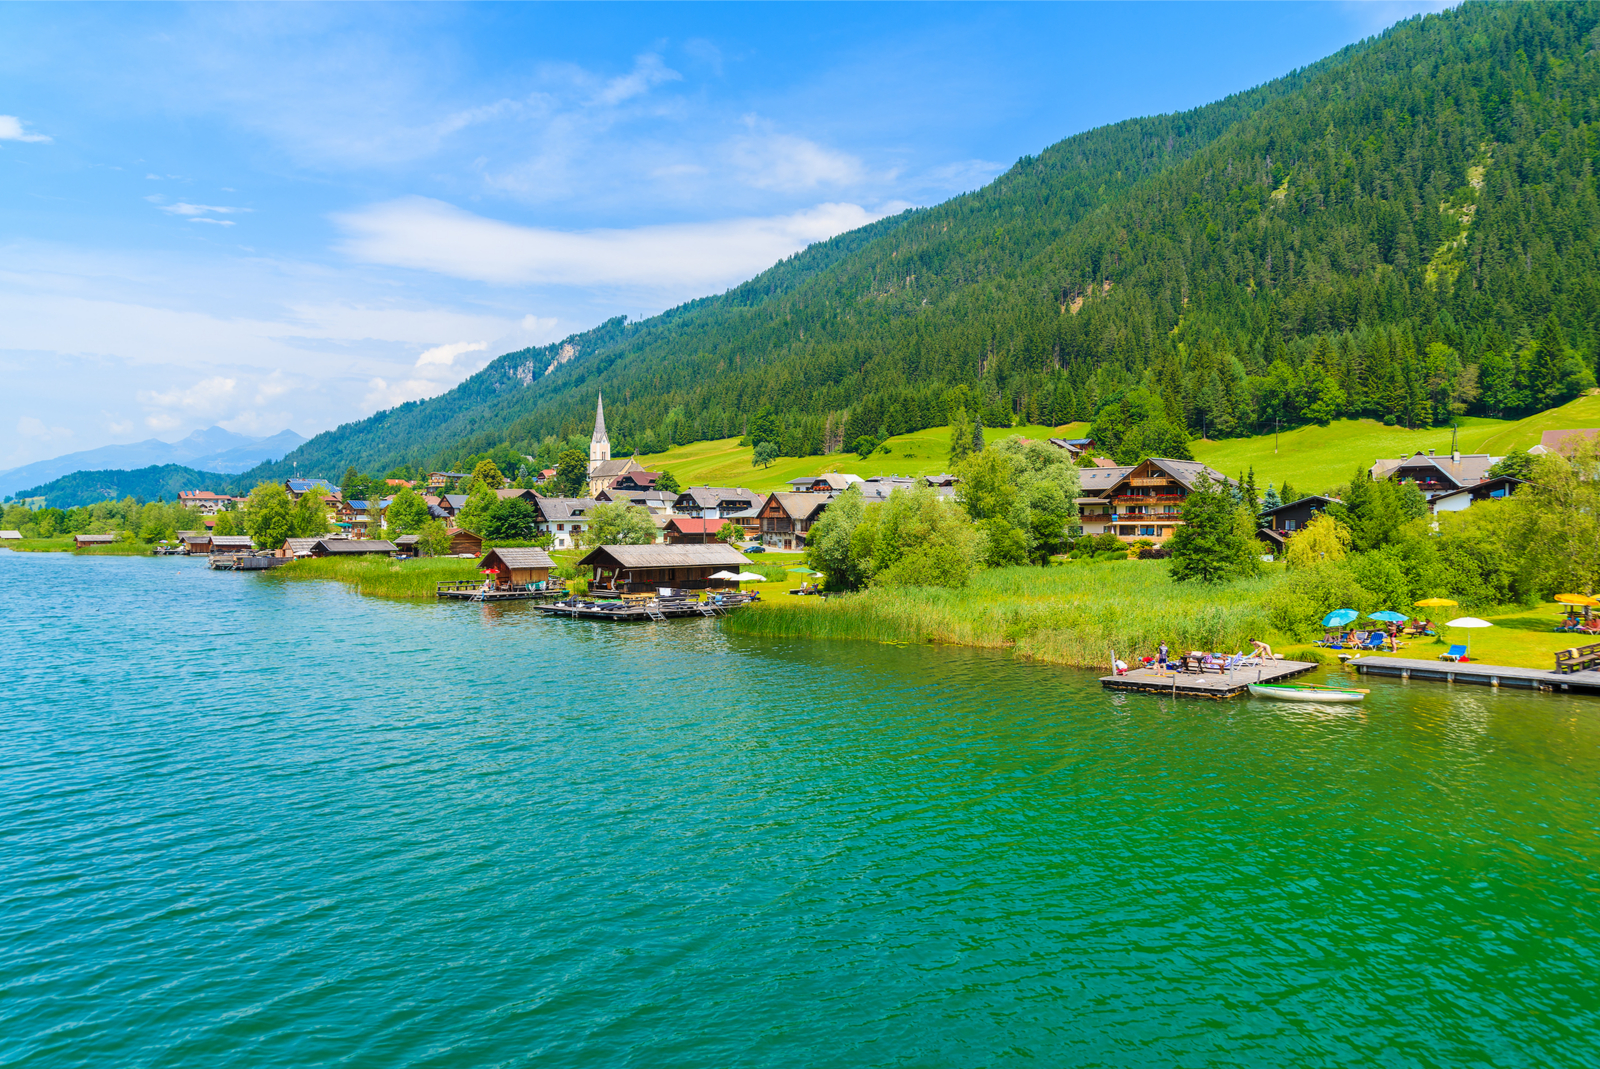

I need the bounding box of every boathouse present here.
[446,527,483,556]
[180,532,212,554]
[477,546,557,590]
[276,537,322,558]
[74,533,119,548]
[0,530,21,540]
[579,544,752,593]
[308,538,398,557]
[210,535,256,554]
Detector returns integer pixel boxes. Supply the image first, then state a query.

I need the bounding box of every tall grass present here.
[723,559,1285,667]
[270,556,482,599]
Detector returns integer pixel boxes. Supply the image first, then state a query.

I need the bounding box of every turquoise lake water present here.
[2,550,1598,1067]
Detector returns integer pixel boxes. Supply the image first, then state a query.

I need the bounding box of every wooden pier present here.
[208,554,287,571]
[435,579,567,602]
[1350,656,1600,695]
[534,593,751,621]
[1100,659,1318,700]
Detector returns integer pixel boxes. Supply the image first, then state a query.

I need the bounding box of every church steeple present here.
[588,391,611,473]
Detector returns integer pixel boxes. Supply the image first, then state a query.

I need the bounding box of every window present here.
[1138,526,1156,537]
[557,524,564,531]
[1284,519,1297,531]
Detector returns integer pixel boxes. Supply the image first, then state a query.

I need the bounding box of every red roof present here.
[667,517,730,534]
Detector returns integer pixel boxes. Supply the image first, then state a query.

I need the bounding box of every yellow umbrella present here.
[1555,594,1600,607]
[1414,598,1458,608]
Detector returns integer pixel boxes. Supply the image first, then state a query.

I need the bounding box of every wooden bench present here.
[1554,642,1600,674]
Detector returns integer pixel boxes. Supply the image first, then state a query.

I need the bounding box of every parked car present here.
[743,544,766,553]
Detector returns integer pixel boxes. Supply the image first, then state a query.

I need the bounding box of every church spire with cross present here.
[588,391,611,474]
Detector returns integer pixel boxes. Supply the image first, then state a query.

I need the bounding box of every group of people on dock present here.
[1114,640,1277,676]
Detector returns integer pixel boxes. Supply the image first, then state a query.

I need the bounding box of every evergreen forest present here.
[245,2,1600,483]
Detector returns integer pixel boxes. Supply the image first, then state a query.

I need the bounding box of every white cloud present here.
[159,202,250,217]
[364,376,451,410]
[0,116,51,143]
[188,218,236,226]
[333,196,884,289]
[17,416,72,441]
[593,53,682,106]
[416,340,487,368]
[730,125,866,192]
[138,375,238,411]
[145,413,182,431]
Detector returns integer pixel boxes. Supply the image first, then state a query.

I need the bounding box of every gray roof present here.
[1259,495,1341,517]
[536,496,599,521]
[281,537,322,554]
[1078,465,1134,496]
[480,546,556,570]
[787,473,861,491]
[592,392,608,444]
[75,533,118,543]
[394,534,420,546]
[588,458,641,480]
[211,535,255,547]
[1104,458,1233,494]
[676,486,760,509]
[0,530,21,539]
[596,487,676,507]
[577,544,752,569]
[1374,452,1498,489]
[313,539,398,554]
[765,491,836,520]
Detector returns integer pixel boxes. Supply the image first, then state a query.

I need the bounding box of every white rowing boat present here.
[1247,682,1366,703]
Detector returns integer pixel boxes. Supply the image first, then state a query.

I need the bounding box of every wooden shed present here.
[210,535,256,553]
[447,528,483,556]
[578,543,751,593]
[74,533,119,548]
[477,546,558,590]
[308,538,398,557]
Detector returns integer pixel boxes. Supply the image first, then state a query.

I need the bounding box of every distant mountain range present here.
[0,427,305,499]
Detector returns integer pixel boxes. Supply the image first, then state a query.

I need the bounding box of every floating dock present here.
[208,554,287,571]
[1100,659,1318,700]
[435,579,568,602]
[534,596,741,621]
[1350,656,1600,695]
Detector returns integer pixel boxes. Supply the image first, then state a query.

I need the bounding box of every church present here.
[584,392,646,497]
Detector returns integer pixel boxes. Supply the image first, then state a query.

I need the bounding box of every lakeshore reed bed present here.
[723,559,1283,668]
[271,556,482,599]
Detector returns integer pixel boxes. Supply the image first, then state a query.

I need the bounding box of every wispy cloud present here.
[592,52,682,106]
[0,115,51,143]
[158,202,250,217]
[730,121,866,192]
[416,340,487,368]
[333,196,887,290]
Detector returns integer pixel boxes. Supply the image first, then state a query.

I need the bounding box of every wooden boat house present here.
[74,533,119,548]
[210,535,256,553]
[477,546,558,590]
[578,544,752,593]
[447,528,483,556]
[308,538,398,557]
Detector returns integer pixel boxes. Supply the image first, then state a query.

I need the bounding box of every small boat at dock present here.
[1247,681,1366,703]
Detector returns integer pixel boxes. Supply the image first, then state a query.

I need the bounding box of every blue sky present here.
[2,1,1446,470]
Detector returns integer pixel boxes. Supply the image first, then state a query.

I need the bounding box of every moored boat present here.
[1247,682,1366,703]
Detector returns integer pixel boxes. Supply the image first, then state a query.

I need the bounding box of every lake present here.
[3,550,1597,1067]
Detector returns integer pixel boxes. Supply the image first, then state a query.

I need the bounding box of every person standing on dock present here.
[1158,642,1169,668]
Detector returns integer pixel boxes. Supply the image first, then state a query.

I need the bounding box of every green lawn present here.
[1193,392,1600,495]
[644,422,1088,492]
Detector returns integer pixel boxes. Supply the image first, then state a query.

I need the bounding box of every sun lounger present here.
[1361,633,1386,650]
[1439,644,1467,662]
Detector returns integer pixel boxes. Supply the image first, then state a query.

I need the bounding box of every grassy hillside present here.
[1193,391,1600,493]
[648,424,1084,492]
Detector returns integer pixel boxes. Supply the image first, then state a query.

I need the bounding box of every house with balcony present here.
[757,492,835,550]
[1255,495,1341,552]
[1369,450,1498,496]
[672,486,761,519]
[532,496,598,550]
[1091,458,1234,544]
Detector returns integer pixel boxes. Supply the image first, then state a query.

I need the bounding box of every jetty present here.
[208,553,288,571]
[435,579,568,603]
[1350,657,1600,695]
[1100,659,1318,700]
[535,592,753,621]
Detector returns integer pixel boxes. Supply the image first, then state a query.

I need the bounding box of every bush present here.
[1138,546,1171,559]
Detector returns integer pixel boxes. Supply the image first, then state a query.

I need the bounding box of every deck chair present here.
[1439,644,1467,662]
[1361,632,1386,650]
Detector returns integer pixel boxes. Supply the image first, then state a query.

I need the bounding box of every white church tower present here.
[588,391,611,474]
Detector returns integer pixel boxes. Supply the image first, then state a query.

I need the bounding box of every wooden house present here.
[476,546,558,590]
[1094,458,1234,544]
[757,492,834,550]
[74,533,119,548]
[664,517,732,544]
[427,471,469,490]
[609,471,662,492]
[210,535,256,553]
[393,534,420,556]
[447,528,483,556]
[1369,451,1498,495]
[1256,495,1341,552]
[335,497,391,536]
[179,532,212,554]
[1430,475,1524,513]
[578,544,752,593]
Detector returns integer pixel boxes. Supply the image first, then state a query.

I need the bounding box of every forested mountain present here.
[14,465,238,510]
[250,1,1600,483]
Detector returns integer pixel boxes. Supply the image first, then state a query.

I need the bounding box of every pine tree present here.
[972,414,985,453]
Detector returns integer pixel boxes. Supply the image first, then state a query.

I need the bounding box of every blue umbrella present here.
[1322,608,1359,628]
[1368,610,1410,623]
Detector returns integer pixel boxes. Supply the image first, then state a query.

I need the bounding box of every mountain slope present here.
[248,1,1600,484]
[13,465,240,509]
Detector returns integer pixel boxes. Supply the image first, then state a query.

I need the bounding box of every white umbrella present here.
[708,570,740,580]
[1445,616,1493,658]
[734,571,766,582]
